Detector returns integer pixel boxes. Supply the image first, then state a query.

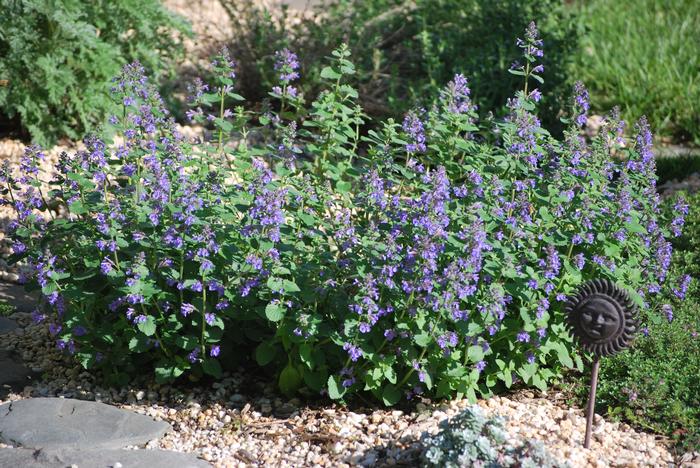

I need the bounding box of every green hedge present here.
[0,0,191,145]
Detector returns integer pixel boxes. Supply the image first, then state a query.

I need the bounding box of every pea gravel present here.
[0,308,688,467]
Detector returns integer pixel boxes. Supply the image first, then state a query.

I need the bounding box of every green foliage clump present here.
[421,406,568,468]
[581,192,700,452]
[0,0,191,145]
[572,0,700,144]
[0,302,14,317]
[218,0,578,129]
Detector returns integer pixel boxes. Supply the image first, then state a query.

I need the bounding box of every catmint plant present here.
[4,24,688,402]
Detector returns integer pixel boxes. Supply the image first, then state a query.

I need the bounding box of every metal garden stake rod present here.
[564,279,638,449]
[584,357,600,448]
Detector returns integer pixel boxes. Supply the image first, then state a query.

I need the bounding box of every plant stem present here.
[218,87,225,154]
[397,346,428,388]
[201,273,207,355]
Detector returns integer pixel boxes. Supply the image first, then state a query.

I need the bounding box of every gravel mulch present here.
[0,308,688,467]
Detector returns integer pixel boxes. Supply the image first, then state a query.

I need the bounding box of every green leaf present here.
[265,303,285,322]
[76,352,95,369]
[557,345,574,368]
[320,66,342,80]
[137,316,156,336]
[625,222,646,234]
[255,340,277,366]
[279,364,302,395]
[282,280,300,293]
[202,358,222,378]
[267,277,284,290]
[327,375,346,399]
[503,370,513,388]
[299,343,314,369]
[154,364,182,383]
[436,379,451,398]
[175,335,198,350]
[382,384,401,406]
[466,386,477,404]
[467,345,484,363]
[214,118,233,132]
[128,336,149,353]
[532,373,547,392]
[414,333,431,347]
[518,363,537,382]
[297,212,316,227]
[422,371,433,390]
[73,270,97,281]
[336,180,351,193]
[538,206,553,222]
[303,369,326,391]
[155,367,172,383]
[383,365,397,384]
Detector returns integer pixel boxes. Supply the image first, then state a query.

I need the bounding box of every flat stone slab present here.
[0,349,39,398]
[0,281,39,313]
[0,447,211,468]
[0,316,18,335]
[0,398,171,450]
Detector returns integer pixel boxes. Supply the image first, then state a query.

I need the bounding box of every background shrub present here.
[571,0,700,144]
[0,0,191,145]
[217,0,578,130]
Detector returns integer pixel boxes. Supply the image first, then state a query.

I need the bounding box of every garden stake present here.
[584,357,600,448]
[564,279,638,449]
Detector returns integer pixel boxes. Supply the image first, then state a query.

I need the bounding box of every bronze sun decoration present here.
[564,278,638,358]
[564,278,639,448]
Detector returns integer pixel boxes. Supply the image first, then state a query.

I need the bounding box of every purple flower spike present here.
[274,48,300,84]
[573,81,590,127]
[662,304,673,323]
[402,110,427,154]
[442,74,476,114]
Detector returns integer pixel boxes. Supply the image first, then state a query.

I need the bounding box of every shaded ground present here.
[0,282,38,313]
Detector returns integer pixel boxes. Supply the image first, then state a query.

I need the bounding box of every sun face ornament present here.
[564,279,639,448]
[564,278,638,357]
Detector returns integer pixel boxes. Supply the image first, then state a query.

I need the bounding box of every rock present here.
[0,398,171,450]
[0,316,18,335]
[0,349,39,398]
[359,450,378,466]
[679,451,700,468]
[0,282,39,312]
[0,447,211,468]
[229,393,245,404]
[275,402,297,418]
